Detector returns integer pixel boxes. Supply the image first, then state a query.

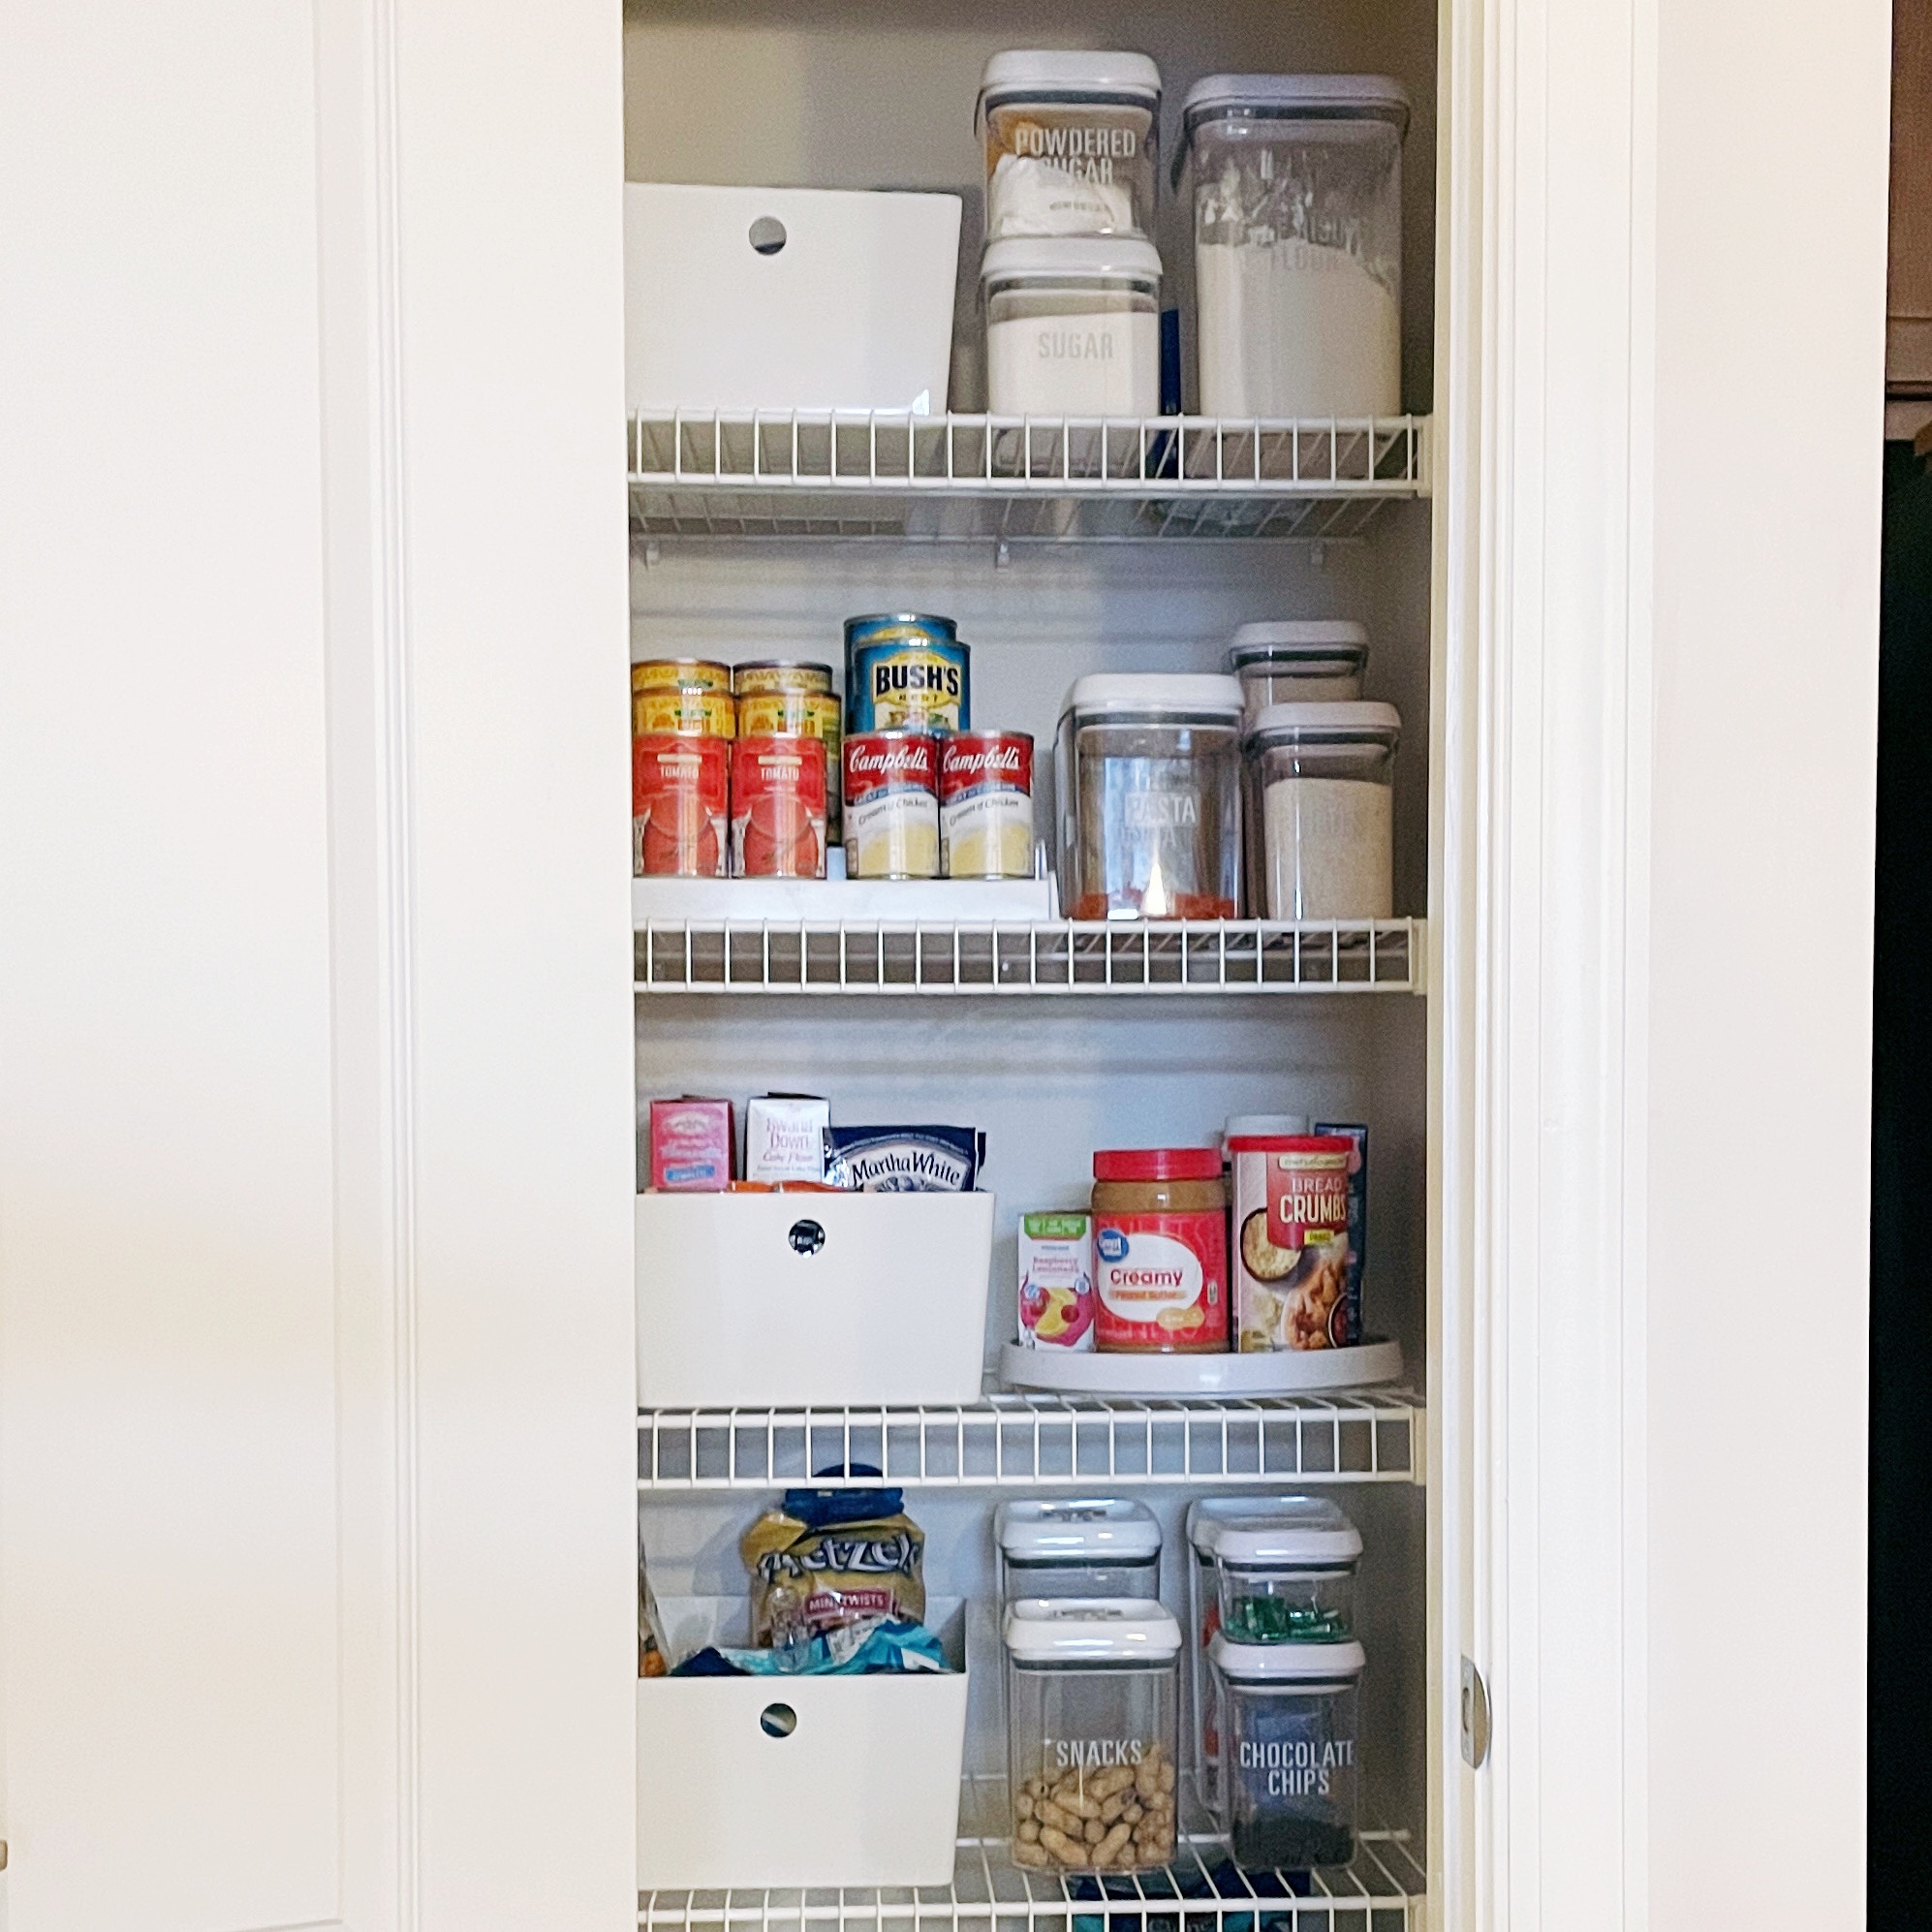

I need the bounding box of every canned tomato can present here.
[739,689,844,838]
[940,731,1035,878]
[633,732,729,878]
[633,682,735,739]
[843,614,968,733]
[733,660,834,698]
[731,734,827,879]
[632,658,732,694]
[843,731,940,878]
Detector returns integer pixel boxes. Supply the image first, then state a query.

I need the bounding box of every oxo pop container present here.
[1207,1636,1365,1870]
[1227,621,1370,719]
[1057,674,1245,922]
[1005,1598,1182,1874]
[1179,77,1409,420]
[996,1499,1163,1602]
[982,237,1163,420]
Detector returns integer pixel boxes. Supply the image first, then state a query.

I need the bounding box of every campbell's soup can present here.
[940,731,1034,878]
[633,658,732,694]
[731,734,827,879]
[733,660,834,698]
[843,614,968,733]
[633,732,729,878]
[843,731,940,878]
[739,689,843,838]
[633,681,735,739]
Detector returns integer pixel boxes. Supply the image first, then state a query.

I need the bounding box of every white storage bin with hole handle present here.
[636,1190,996,1407]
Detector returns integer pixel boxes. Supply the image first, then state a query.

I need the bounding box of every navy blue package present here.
[823,1125,982,1192]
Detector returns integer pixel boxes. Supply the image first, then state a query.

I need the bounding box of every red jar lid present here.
[1093,1146,1224,1182]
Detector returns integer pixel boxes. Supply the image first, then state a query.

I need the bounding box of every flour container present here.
[1178,78,1409,419]
[1241,701,1399,920]
[996,1500,1164,1603]
[1207,1636,1365,1870]
[1056,673,1245,921]
[1004,1598,1182,1874]
[978,50,1161,239]
[982,238,1163,419]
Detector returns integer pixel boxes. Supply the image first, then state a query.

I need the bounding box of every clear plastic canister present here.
[978,49,1161,240]
[1241,701,1399,920]
[982,237,1163,420]
[996,1499,1164,1602]
[1005,1598,1182,1874]
[1227,621,1369,720]
[1208,1636,1365,1870]
[1057,673,1244,921]
[1178,76,1409,419]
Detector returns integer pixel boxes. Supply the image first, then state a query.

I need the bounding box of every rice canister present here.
[844,613,970,734]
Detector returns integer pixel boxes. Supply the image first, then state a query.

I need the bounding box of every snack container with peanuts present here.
[634,732,729,878]
[844,730,941,878]
[732,660,835,698]
[1004,1597,1181,1873]
[1229,1136,1356,1352]
[634,682,735,739]
[941,731,1035,878]
[731,733,828,879]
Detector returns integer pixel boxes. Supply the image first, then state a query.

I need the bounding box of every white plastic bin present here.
[625,182,962,416]
[638,1598,969,1889]
[636,1190,996,1407]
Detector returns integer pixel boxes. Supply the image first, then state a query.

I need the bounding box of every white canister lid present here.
[1062,672,1245,721]
[1181,74,1410,137]
[1228,621,1370,669]
[1003,1596,1184,1661]
[981,236,1164,287]
[1187,1495,1362,1566]
[1224,1113,1311,1139]
[1243,700,1401,746]
[980,49,1163,113]
[1210,1634,1367,1683]
[998,1498,1164,1562]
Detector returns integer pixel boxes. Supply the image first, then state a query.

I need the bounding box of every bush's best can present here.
[731,734,827,879]
[633,732,729,878]
[733,660,834,698]
[940,731,1034,878]
[843,731,940,878]
[843,614,968,733]
[738,688,843,839]
[632,681,735,739]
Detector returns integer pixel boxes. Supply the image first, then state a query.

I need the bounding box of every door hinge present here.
[1,1838,9,1869]
[1460,1657,1491,1768]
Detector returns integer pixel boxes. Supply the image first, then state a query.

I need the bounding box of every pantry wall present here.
[628,0,1439,1911]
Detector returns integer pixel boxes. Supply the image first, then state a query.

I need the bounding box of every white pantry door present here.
[0,2,636,1930]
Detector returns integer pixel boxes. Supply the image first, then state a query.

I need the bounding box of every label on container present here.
[844,732,940,878]
[849,639,968,734]
[1092,1211,1226,1351]
[941,732,1034,878]
[730,734,826,879]
[1018,1211,1095,1350]
[633,733,728,879]
[1231,1137,1354,1353]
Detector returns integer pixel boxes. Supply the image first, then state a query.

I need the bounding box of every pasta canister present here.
[844,613,969,733]
[733,660,835,698]
[843,730,940,878]
[940,731,1035,878]
[633,682,735,739]
[730,734,827,879]
[633,732,729,878]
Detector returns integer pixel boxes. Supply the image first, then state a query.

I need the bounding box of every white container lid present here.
[1224,1113,1310,1139]
[997,1498,1164,1562]
[980,49,1163,112]
[1210,1635,1367,1682]
[1062,672,1246,721]
[1181,74,1410,137]
[1003,1596,1184,1661]
[1243,700,1401,746]
[1228,621,1370,669]
[1187,1495,1363,1566]
[982,236,1164,287]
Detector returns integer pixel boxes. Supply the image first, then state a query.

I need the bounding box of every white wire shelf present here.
[637,1392,1421,1490]
[635,919,1424,995]
[639,1777,1425,1931]
[629,410,1428,544]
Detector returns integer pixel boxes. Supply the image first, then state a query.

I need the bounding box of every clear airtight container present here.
[978,50,1161,240]
[1241,701,1399,920]
[1209,1636,1365,1869]
[1005,1598,1182,1874]
[1178,76,1410,419]
[996,1499,1163,1601]
[1057,674,1245,921]
[983,238,1163,420]
[1227,622,1369,719]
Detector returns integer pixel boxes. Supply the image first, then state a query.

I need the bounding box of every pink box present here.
[649,1097,733,1192]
